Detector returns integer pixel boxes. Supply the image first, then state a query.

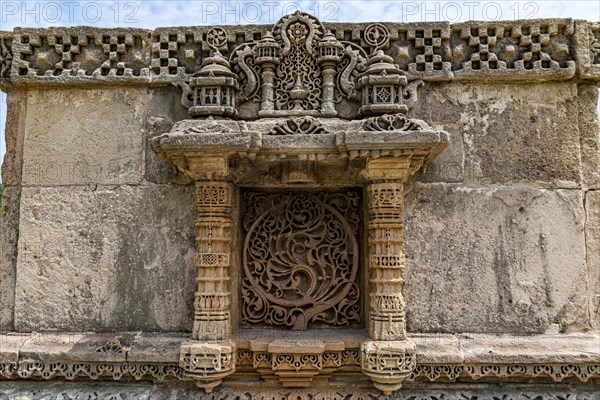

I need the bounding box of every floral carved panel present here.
[241,190,362,330]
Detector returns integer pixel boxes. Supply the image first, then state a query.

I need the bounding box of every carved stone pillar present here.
[178,156,236,393]
[259,67,276,112]
[192,180,234,341]
[320,64,337,116]
[255,31,281,115]
[360,157,416,395]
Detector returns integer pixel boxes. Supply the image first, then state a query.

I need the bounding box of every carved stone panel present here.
[241,190,362,330]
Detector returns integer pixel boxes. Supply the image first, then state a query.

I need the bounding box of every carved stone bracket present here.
[246,340,353,387]
[180,341,236,393]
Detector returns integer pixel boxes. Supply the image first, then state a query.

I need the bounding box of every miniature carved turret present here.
[357,50,422,116]
[187,51,239,118]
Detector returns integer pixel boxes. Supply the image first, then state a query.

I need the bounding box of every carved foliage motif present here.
[230,12,369,117]
[268,116,328,135]
[241,191,361,330]
[273,13,324,111]
[363,114,432,131]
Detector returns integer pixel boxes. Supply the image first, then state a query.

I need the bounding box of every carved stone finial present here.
[187,51,239,118]
[357,51,423,116]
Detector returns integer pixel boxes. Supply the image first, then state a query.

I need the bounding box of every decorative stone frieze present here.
[2,19,600,89]
[1,332,598,384]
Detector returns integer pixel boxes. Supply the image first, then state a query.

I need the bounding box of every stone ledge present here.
[1,381,599,400]
[1,19,600,88]
[0,332,598,383]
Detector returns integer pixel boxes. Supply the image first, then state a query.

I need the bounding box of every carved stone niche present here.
[152,11,448,396]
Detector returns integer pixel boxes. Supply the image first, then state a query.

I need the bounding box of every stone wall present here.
[0,15,599,398]
[2,82,597,335]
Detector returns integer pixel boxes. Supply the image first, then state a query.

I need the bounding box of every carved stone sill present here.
[0,332,598,384]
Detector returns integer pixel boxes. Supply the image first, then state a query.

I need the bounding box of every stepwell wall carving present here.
[0,12,599,398]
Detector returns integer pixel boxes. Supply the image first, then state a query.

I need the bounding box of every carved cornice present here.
[2,359,598,383]
[151,115,449,181]
[1,19,600,89]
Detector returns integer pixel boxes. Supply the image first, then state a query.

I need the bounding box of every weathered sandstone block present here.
[413,82,583,187]
[14,185,195,332]
[404,184,588,334]
[144,87,192,185]
[585,190,600,330]
[578,85,600,190]
[21,88,148,186]
[0,91,26,186]
[0,186,20,331]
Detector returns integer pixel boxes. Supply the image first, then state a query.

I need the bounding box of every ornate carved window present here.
[152,10,450,396]
[240,190,363,330]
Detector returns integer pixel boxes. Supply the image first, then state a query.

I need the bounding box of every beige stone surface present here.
[144,87,191,185]
[416,82,583,187]
[458,333,600,364]
[0,186,20,331]
[586,190,600,331]
[578,85,600,190]
[13,185,196,332]
[404,184,589,334]
[1,91,26,186]
[21,88,148,186]
[0,333,29,364]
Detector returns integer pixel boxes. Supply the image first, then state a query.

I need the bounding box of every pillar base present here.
[179,341,236,393]
[361,340,416,395]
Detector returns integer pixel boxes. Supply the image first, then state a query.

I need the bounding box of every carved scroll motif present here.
[362,113,432,131]
[241,191,362,330]
[268,116,328,135]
